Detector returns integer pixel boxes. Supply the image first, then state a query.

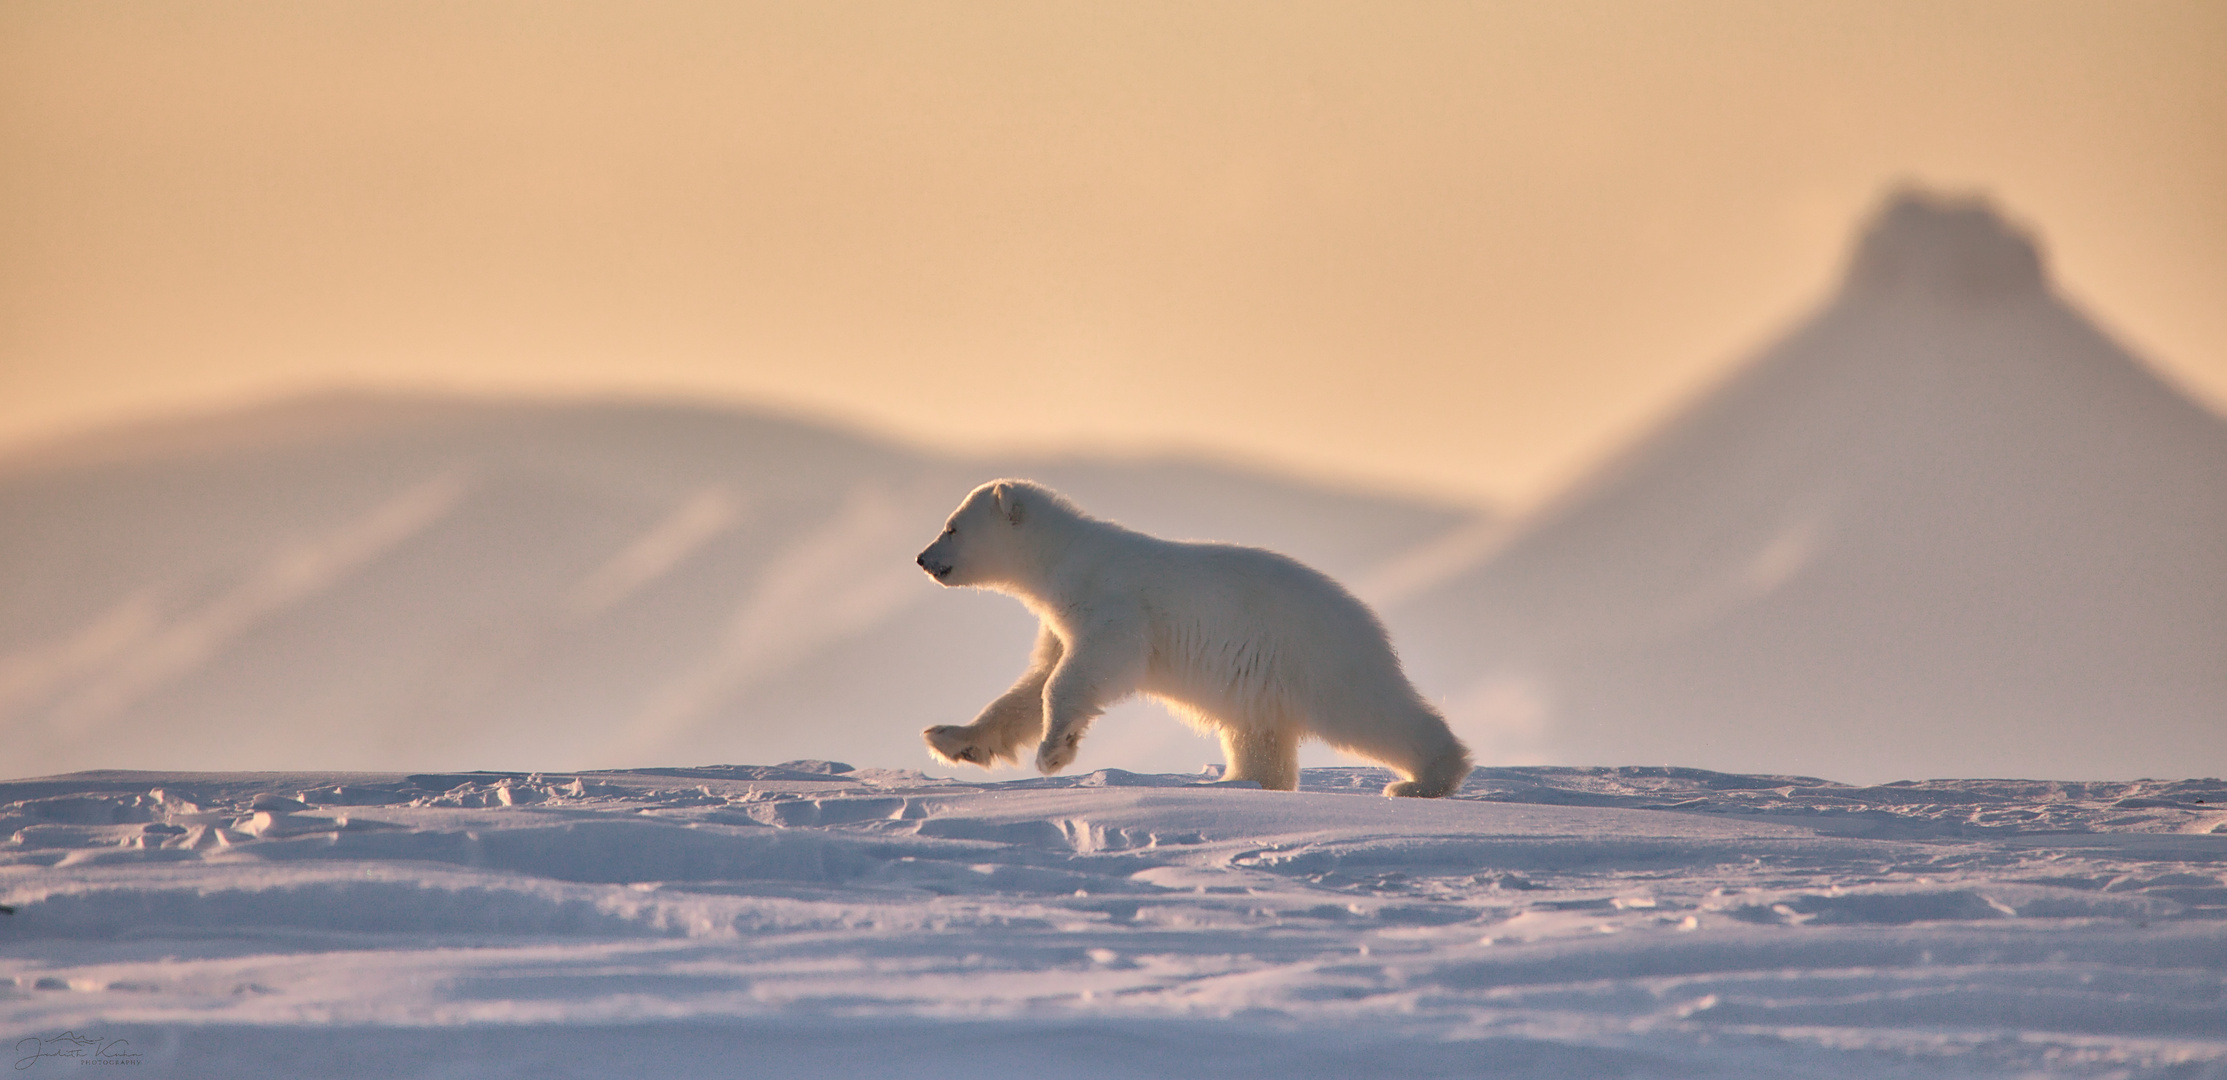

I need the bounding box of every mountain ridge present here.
[1396,191,2227,782]
[0,392,1481,780]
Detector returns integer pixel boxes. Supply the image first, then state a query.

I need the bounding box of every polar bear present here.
[915,479,1471,798]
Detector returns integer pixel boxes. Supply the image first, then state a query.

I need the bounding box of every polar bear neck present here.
[985,504,1124,606]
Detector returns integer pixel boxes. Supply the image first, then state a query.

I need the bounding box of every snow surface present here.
[6,763,2225,1078]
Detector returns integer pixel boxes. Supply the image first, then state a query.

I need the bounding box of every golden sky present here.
[3,1,2222,504]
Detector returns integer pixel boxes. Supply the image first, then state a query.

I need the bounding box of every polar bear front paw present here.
[924,725,995,767]
[1035,729,1083,774]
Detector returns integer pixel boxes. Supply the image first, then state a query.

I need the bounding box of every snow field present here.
[4,764,2225,1078]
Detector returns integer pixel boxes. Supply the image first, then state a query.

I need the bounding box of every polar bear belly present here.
[1137,614,1307,737]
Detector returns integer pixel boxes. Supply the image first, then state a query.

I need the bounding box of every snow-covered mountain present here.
[0,396,1479,779]
[1392,192,2227,782]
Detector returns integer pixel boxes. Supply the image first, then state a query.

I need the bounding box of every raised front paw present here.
[923,724,994,767]
[1035,728,1083,775]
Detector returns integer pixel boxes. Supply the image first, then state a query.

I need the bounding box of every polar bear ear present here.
[991,482,1026,526]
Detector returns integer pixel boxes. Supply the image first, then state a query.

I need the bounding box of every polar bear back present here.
[1060,528,1431,740]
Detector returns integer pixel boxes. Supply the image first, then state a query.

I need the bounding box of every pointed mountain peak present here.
[1844,188,2046,302]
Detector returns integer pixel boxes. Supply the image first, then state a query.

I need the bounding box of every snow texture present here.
[5,763,2225,1078]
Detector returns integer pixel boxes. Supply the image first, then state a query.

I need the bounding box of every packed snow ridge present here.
[4,763,2224,1078]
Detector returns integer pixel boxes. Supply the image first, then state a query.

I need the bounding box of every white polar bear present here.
[914,479,1472,798]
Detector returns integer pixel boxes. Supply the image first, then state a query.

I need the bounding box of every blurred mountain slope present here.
[1391,192,2227,782]
[0,395,1477,777]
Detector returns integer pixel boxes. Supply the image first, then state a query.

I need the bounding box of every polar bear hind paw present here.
[1384,778,1457,799]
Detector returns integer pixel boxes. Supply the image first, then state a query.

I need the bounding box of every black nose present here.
[916,554,928,568]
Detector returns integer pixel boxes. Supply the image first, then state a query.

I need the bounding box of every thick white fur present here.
[916,479,1471,798]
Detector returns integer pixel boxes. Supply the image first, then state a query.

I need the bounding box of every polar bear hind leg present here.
[1316,698,1472,798]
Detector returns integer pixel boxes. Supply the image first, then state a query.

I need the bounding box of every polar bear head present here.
[916,479,1072,589]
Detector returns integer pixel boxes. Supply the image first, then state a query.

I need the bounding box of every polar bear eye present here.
[941,527,956,538]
